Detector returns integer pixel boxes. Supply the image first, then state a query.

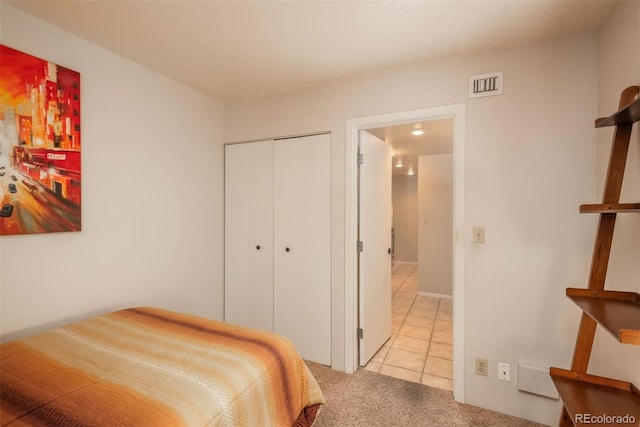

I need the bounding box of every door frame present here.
[344,103,466,402]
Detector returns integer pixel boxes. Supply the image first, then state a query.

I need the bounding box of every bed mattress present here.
[0,307,324,426]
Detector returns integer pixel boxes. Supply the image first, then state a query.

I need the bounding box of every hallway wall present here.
[418,154,453,296]
[392,175,418,263]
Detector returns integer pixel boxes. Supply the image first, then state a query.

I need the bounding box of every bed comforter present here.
[0,307,324,426]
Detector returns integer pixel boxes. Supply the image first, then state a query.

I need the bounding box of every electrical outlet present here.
[475,358,488,376]
[498,362,511,381]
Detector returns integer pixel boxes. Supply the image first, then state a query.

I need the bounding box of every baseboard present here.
[418,291,453,299]
[392,260,418,265]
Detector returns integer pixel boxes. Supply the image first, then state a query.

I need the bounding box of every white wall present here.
[418,154,453,297]
[391,175,418,263]
[590,0,640,385]
[1,2,636,425]
[0,4,226,339]
[224,31,602,425]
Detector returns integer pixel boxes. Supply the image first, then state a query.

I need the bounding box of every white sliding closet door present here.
[273,134,331,365]
[224,140,274,331]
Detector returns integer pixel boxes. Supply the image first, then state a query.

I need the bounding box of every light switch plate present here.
[472,226,485,244]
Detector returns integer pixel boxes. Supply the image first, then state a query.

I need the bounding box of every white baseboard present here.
[392,260,418,265]
[418,291,453,299]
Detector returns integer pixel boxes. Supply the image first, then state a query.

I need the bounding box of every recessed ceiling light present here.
[412,129,424,136]
[407,168,414,175]
[395,162,403,168]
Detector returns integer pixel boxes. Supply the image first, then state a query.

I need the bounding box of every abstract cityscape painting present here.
[0,45,81,235]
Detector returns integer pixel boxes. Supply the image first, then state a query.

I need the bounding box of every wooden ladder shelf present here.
[550,85,640,427]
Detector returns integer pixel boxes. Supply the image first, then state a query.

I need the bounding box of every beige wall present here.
[590,0,640,386]
[1,2,636,426]
[224,30,601,425]
[0,4,226,339]
[391,175,418,263]
[418,154,453,296]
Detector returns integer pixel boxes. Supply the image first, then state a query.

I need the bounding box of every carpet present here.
[306,361,548,427]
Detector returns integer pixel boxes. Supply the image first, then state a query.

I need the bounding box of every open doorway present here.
[345,103,466,402]
[361,119,454,390]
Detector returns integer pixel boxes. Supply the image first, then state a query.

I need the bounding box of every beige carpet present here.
[307,361,548,427]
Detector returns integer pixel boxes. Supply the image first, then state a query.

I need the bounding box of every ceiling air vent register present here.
[469,71,503,99]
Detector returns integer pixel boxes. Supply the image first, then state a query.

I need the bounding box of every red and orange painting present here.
[0,45,81,235]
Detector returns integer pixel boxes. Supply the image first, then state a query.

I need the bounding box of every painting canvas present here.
[0,45,81,235]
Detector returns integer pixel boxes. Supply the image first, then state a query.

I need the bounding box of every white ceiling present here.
[7,0,616,174]
[8,0,616,103]
[368,119,453,176]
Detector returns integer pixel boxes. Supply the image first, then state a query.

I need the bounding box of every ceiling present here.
[7,0,616,103]
[6,1,616,174]
[368,119,453,177]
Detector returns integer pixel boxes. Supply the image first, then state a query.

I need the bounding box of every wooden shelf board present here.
[595,95,640,127]
[567,288,640,345]
[551,368,640,427]
[580,203,640,214]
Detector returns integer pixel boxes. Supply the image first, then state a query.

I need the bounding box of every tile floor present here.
[363,262,454,391]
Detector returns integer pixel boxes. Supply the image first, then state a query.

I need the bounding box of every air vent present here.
[469,71,503,99]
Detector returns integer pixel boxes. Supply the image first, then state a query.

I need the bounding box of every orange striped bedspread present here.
[0,307,324,426]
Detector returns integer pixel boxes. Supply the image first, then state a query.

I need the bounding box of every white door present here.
[224,141,274,331]
[273,134,331,365]
[359,130,392,366]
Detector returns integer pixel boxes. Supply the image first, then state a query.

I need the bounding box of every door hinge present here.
[357,328,364,339]
[357,241,363,252]
[357,153,364,165]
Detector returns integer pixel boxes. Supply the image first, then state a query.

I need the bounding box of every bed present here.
[0,307,324,426]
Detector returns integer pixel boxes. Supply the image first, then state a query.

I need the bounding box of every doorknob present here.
[388,248,392,255]
[256,245,261,250]
[285,247,291,252]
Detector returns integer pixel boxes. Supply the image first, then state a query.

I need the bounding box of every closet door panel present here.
[273,134,331,365]
[224,141,274,331]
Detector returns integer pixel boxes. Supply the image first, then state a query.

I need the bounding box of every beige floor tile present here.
[438,299,453,312]
[393,294,415,303]
[393,302,411,311]
[392,313,408,323]
[408,307,437,319]
[413,297,439,309]
[393,335,430,354]
[403,315,434,329]
[364,361,382,372]
[385,348,425,372]
[392,308,410,318]
[392,321,402,334]
[431,328,453,344]
[428,342,453,360]
[421,373,454,391]
[377,263,453,392]
[371,346,390,363]
[398,324,432,340]
[392,300,414,310]
[379,364,422,383]
[433,319,453,333]
[423,356,453,379]
[436,310,453,321]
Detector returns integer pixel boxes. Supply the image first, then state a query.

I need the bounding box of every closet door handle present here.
[256,245,261,250]
[285,247,291,252]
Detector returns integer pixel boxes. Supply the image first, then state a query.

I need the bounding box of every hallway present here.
[363,262,454,391]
